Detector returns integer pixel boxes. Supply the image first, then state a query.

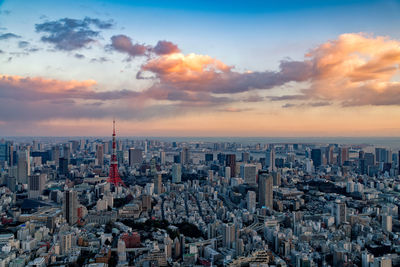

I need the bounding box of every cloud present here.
[153,40,180,55]
[74,53,85,59]
[0,74,138,102]
[219,107,252,112]
[110,35,149,57]
[90,57,109,63]
[0,74,151,122]
[275,33,400,106]
[18,41,29,48]
[0,33,21,40]
[35,17,114,51]
[109,35,180,58]
[138,52,313,94]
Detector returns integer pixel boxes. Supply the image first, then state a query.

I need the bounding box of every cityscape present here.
[1,0,400,266]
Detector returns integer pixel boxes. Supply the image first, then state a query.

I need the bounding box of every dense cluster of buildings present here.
[0,134,399,266]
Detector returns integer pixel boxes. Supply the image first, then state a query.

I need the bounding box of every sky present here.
[1,0,400,137]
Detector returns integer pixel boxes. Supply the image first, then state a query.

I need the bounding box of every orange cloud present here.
[140,53,231,83]
[277,33,400,106]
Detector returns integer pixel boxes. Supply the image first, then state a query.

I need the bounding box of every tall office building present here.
[375,148,389,163]
[129,148,143,166]
[333,201,346,226]
[241,152,250,163]
[17,149,30,184]
[326,145,334,165]
[240,164,257,185]
[382,214,392,232]
[172,164,181,183]
[96,144,104,166]
[160,151,166,165]
[266,148,275,171]
[311,148,322,168]
[0,141,13,167]
[52,146,60,166]
[63,190,78,225]
[205,153,213,162]
[225,166,231,179]
[258,172,273,210]
[222,223,236,249]
[28,173,46,199]
[63,145,70,164]
[181,147,189,165]
[398,151,400,174]
[272,171,281,186]
[154,174,162,195]
[226,154,236,177]
[338,147,349,166]
[59,158,69,176]
[246,191,256,213]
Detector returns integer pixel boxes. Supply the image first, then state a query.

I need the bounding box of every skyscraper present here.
[240,164,257,185]
[160,151,166,165]
[96,144,104,166]
[172,164,181,183]
[222,223,236,249]
[17,149,30,184]
[333,201,346,226]
[338,147,349,166]
[28,173,46,199]
[258,172,273,210]
[129,148,143,166]
[311,148,322,168]
[241,152,250,163]
[63,190,78,225]
[154,174,162,195]
[0,141,13,167]
[246,191,256,213]
[58,157,69,176]
[266,148,275,171]
[226,154,236,177]
[181,147,189,165]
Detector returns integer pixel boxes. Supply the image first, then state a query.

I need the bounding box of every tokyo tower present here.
[107,119,126,187]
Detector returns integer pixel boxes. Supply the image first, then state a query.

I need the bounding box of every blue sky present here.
[1,0,400,136]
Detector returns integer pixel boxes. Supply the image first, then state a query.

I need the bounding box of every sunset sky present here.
[1,0,400,136]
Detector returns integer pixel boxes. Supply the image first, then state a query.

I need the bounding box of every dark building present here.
[205,153,213,162]
[174,154,181,164]
[32,151,51,164]
[311,149,322,167]
[0,141,13,167]
[217,153,226,165]
[226,154,236,177]
[242,152,250,163]
[59,157,69,176]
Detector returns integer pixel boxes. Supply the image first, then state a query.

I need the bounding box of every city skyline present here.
[1,0,400,136]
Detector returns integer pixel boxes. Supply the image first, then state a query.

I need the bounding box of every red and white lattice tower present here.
[107,119,126,187]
